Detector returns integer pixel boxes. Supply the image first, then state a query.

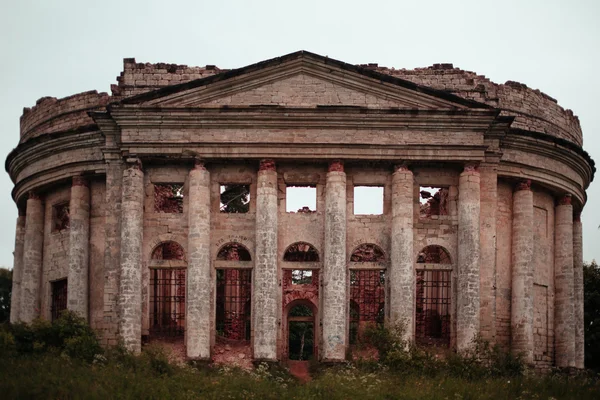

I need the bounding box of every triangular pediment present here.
[122,51,491,110]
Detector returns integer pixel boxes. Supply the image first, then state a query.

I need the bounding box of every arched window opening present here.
[216,269,252,341]
[283,242,319,262]
[152,241,185,261]
[417,245,451,264]
[217,243,252,261]
[350,243,386,262]
[415,245,451,347]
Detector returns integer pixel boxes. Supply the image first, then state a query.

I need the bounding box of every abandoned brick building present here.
[7,51,595,369]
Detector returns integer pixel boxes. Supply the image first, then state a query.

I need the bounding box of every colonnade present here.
[9,160,585,367]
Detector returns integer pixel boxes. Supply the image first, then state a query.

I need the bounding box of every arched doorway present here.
[286,302,317,361]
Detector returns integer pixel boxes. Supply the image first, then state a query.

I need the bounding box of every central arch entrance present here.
[286,301,317,361]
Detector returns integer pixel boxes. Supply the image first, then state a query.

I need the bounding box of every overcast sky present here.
[0,0,598,267]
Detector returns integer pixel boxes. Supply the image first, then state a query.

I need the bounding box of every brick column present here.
[479,164,497,341]
[511,180,534,364]
[67,176,90,320]
[118,159,144,353]
[20,192,45,323]
[457,163,481,351]
[390,164,414,342]
[322,160,347,361]
[253,159,278,360]
[9,211,26,323]
[555,194,575,368]
[573,212,584,369]
[186,160,211,359]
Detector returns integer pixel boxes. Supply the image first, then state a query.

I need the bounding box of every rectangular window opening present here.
[291,269,313,285]
[149,268,186,338]
[216,269,252,341]
[419,186,449,218]
[154,184,184,213]
[353,186,383,215]
[51,279,68,321]
[52,202,70,232]
[220,185,250,213]
[415,270,451,346]
[286,186,316,213]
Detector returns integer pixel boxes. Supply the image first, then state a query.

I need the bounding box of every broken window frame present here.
[283,242,320,262]
[419,186,449,219]
[51,201,70,232]
[151,241,186,261]
[349,243,387,263]
[285,185,317,213]
[154,183,184,214]
[220,184,250,214]
[415,245,453,347]
[217,242,252,261]
[353,185,384,216]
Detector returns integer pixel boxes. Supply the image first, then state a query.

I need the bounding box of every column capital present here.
[393,163,411,173]
[28,191,40,201]
[514,179,531,192]
[574,211,581,222]
[124,157,142,170]
[258,159,276,172]
[72,176,89,188]
[193,158,206,170]
[463,162,479,172]
[328,159,344,172]
[558,194,572,206]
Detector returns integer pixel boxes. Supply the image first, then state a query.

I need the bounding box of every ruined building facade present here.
[7,52,594,369]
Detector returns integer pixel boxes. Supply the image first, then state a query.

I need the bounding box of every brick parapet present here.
[20,91,109,143]
[111,58,223,99]
[375,65,582,145]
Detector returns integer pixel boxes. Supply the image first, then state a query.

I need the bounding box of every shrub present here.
[361,323,524,378]
[8,311,102,361]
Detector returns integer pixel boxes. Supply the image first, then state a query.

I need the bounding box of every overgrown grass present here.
[0,316,599,399]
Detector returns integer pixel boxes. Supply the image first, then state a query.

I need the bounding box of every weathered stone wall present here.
[40,186,71,320]
[20,91,109,143]
[141,166,189,335]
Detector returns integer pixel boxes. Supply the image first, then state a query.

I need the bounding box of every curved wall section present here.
[375,65,583,145]
[20,91,110,143]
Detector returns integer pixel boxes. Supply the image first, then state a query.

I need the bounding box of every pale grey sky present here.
[0,0,598,266]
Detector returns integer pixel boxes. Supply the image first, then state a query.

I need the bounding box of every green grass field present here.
[0,353,599,400]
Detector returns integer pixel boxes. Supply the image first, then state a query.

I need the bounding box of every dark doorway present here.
[288,304,315,361]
